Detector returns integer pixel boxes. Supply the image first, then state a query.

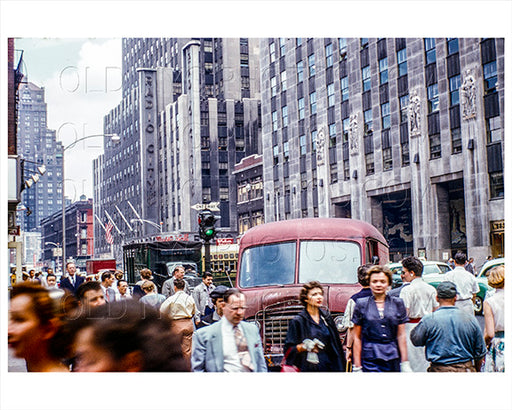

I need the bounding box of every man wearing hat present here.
[410,281,486,372]
[196,285,228,329]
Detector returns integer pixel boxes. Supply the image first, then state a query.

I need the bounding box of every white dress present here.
[484,288,504,372]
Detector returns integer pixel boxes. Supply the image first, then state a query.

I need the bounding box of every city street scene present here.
[3,2,510,410]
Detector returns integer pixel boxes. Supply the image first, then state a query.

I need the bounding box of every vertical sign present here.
[137,68,158,224]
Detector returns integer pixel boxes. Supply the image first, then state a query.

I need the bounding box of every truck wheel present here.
[473,296,483,315]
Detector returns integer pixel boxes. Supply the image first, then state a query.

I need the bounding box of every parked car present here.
[387,260,452,289]
[474,258,505,308]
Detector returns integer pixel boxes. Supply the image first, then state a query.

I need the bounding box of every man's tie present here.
[234,325,254,371]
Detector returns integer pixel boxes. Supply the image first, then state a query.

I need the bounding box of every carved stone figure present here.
[349,114,359,155]
[316,128,325,165]
[461,69,476,120]
[408,90,421,136]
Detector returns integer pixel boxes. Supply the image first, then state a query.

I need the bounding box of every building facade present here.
[260,38,504,262]
[17,82,63,232]
[40,197,94,271]
[94,38,262,261]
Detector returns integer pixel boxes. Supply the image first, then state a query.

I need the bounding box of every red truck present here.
[86,258,117,279]
[236,218,389,369]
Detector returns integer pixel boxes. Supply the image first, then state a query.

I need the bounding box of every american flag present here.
[105,221,114,245]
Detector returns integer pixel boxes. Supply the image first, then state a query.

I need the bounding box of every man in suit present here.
[162,265,190,297]
[59,262,85,296]
[191,288,267,372]
[100,271,116,303]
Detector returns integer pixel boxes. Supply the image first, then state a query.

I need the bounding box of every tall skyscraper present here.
[94,38,262,259]
[259,38,504,262]
[17,82,63,232]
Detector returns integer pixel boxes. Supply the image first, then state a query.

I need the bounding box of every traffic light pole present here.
[204,239,211,273]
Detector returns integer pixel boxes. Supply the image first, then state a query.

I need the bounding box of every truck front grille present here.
[255,299,303,355]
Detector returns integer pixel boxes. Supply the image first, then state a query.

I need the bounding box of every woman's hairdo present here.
[487,265,504,289]
[367,265,393,285]
[299,281,323,307]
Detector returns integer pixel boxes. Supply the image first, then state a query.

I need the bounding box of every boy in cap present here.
[196,285,228,329]
[410,281,486,372]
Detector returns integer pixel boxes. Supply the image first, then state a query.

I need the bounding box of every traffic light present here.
[198,209,219,241]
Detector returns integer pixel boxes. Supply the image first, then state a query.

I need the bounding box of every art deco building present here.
[94,38,262,260]
[259,38,504,262]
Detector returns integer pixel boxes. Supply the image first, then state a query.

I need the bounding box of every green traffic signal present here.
[205,228,214,237]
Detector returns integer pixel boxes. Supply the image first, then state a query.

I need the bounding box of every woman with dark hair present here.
[283,281,346,372]
[352,265,410,372]
[483,265,504,372]
[8,283,76,372]
[69,300,189,372]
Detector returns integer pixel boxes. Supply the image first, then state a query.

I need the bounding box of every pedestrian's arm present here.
[396,323,408,362]
[483,300,495,346]
[190,332,206,372]
[409,321,427,347]
[352,325,362,368]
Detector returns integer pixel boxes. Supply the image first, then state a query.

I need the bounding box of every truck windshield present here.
[298,240,360,284]
[239,242,296,288]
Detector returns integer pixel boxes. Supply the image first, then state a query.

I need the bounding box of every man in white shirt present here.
[444,252,479,315]
[191,288,267,372]
[160,278,196,360]
[193,272,215,326]
[116,280,132,300]
[399,256,439,372]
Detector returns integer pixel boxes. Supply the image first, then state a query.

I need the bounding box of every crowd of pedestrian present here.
[8,252,504,374]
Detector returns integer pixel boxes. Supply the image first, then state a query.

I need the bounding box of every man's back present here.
[410,306,486,365]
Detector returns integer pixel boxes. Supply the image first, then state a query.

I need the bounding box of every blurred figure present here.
[410,281,486,372]
[196,285,228,329]
[69,300,189,372]
[160,278,197,361]
[445,252,479,315]
[465,257,475,275]
[116,280,132,300]
[191,288,267,372]
[76,281,106,312]
[352,266,410,372]
[483,265,504,372]
[139,281,166,310]
[340,264,372,363]
[447,258,455,270]
[192,272,215,326]
[284,281,346,372]
[8,283,75,372]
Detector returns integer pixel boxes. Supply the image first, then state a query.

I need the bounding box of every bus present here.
[123,239,239,290]
[236,218,389,368]
[203,243,239,287]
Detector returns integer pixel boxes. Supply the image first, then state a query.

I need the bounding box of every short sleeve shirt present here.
[400,278,439,318]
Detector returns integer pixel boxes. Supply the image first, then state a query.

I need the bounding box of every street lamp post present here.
[61,133,120,265]
[130,218,163,234]
[45,241,61,273]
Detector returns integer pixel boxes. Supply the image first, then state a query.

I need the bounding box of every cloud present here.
[42,38,122,199]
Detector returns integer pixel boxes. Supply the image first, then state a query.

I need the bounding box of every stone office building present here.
[94,38,262,260]
[260,38,504,262]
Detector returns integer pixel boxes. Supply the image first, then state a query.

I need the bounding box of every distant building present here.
[94,38,262,260]
[22,231,42,268]
[233,154,264,235]
[17,82,63,232]
[259,38,504,261]
[40,196,94,270]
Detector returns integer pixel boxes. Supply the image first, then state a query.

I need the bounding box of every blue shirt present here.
[410,306,486,365]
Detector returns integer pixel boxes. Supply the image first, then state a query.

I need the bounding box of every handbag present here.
[280,348,300,372]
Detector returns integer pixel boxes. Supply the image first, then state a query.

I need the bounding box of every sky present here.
[14,38,122,200]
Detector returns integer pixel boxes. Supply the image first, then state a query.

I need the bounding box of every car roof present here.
[478,257,505,277]
[387,260,448,267]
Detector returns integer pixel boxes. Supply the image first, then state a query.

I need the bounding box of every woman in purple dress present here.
[352,265,411,372]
